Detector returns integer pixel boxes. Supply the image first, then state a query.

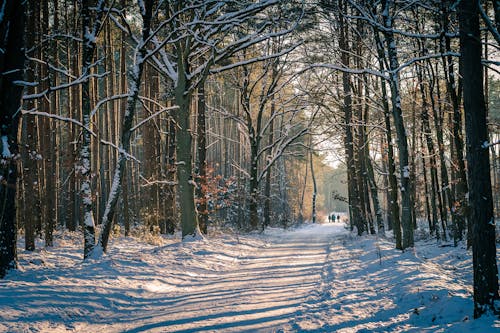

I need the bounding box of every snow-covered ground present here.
[1,222,499,332]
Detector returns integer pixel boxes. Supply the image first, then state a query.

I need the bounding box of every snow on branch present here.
[22,71,110,100]
[130,105,179,132]
[307,63,388,80]
[21,109,140,164]
[479,2,500,45]
[90,93,131,117]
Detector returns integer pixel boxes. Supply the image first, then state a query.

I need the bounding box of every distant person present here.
[337,215,340,221]
[328,215,331,222]
[331,214,336,222]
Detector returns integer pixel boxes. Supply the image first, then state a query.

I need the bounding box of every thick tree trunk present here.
[0,0,25,278]
[459,0,500,318]
[175,71,200,239]
[23,0,42,251]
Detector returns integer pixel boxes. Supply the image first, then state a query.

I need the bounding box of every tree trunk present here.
[0,0,25,278]
[196,82,208,235]
[339,0,364,235]
[363,89,384,234]
[248,138,259,230]
[381,0,413,249]
[175,69,200,239]
[165,111,177,235]
[459,0,500,318]
[310,140,317,224]
[81,0,107,258]
[23,0,42,251]
[42,0,55,247]
[417,64,440,238]
[263,103,275,228]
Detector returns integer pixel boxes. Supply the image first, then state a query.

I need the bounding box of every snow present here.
[403,165,410,178]
[1,135,11,158]
[1,223,499,332]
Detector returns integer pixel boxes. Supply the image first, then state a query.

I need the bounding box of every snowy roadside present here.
[0,223,498,332]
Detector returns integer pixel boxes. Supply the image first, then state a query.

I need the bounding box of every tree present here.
[80,0,108,259]
[0,0,26,278]
[459,0,499,319]
[146,0,300,238]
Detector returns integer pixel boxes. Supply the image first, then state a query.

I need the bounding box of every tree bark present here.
[339,0,364,235]
[459,0,499,318]
[0,0,25,278]
[196,82,208,235]
[81,0,107,259]
[310,139,317,224]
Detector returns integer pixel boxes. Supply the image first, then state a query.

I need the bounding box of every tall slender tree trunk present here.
[248,137,260,230]
[263,103,275,229]
[196,82,208,235]
[339,0,364,235]
[363,82,384,234]
[310,139,317,224]
[459,0,499,318]
[381,0,413,249]
[417,66,440,238]
[165,111,177,235]
[42,0,56,247]
[81,0,107,258]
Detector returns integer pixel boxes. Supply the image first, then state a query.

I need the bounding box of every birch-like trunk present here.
[81,0,98,259]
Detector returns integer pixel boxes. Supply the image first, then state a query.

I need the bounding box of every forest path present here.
[120,223,348,333]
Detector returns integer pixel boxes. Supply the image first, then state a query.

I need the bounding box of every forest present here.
[0,0,499,332]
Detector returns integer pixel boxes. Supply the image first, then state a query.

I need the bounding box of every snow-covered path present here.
[1,223,498,332]
[123,224,347,333]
